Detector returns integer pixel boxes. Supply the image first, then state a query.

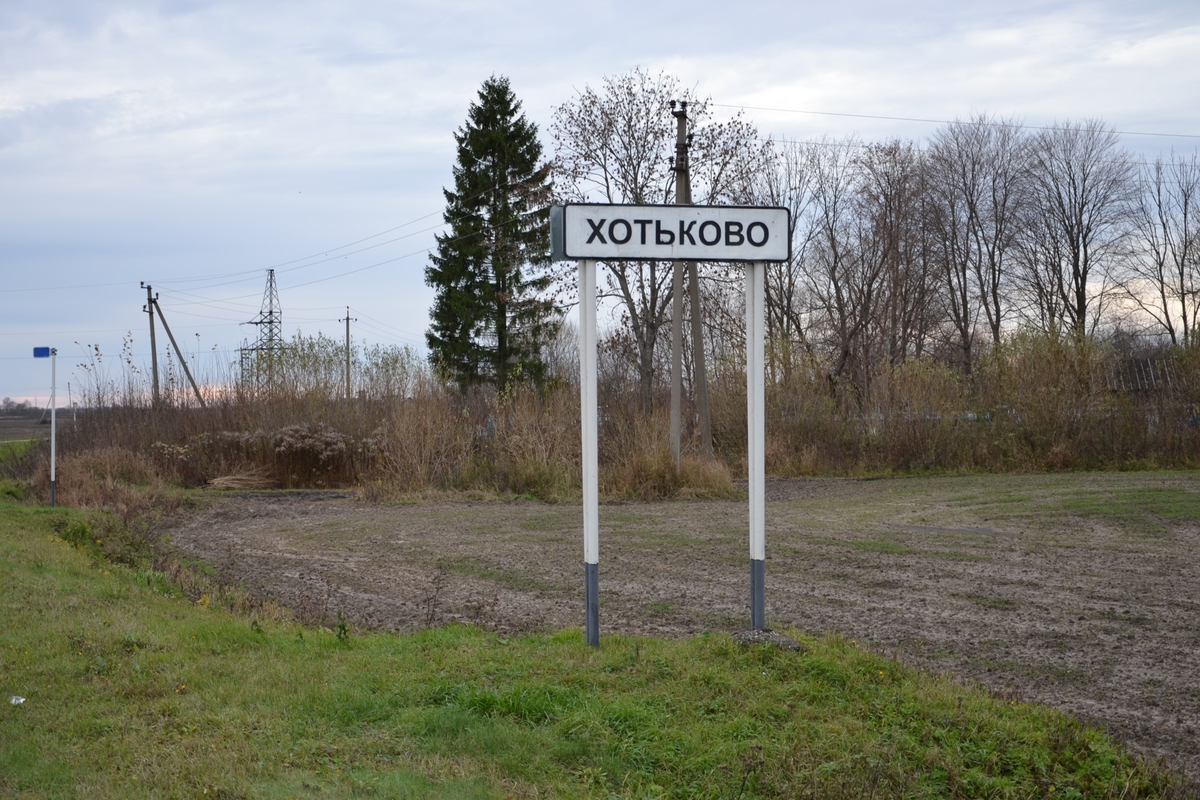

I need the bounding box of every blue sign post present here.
[33,347,56,506]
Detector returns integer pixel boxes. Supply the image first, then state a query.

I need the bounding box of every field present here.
[0,491,1189,798]
[155,472,1200,780]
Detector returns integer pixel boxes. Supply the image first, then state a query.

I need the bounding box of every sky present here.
[2,0,1199,403]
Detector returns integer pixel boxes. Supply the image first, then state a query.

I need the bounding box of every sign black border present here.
[552,203,792,263]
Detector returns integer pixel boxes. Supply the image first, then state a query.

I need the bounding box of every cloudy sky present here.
[2,0,1198,403]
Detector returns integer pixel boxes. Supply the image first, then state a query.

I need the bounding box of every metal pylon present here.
[240,269,284,393]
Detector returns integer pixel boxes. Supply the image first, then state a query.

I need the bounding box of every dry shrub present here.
[374,392,473,491]
[205,469,278,490]
[489,388,580,498]
[606,449,734,500]
[600,406,735,499]
[701,330,1200,476]
[34,446,186,523]
[29,329,1200,513]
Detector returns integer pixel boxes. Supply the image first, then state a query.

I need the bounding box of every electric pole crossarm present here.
[152,299,206,408]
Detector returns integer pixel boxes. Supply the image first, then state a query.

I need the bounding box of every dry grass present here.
[31,446,188,524]
[204,469,278,491]
[18,330,1200,513]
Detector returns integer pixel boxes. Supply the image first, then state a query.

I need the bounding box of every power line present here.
[156,287,345,313]
[351,320,423,348]
[713,103,1200,140]
[153,221,450,296]
[0,322,233,337]
[352,309,426,340]
[146,184,508,293]
[0,179,523,297]
[0,280,135,295]
[767,136,1172,167]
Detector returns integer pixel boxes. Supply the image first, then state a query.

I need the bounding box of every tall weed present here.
[24,329,1200,511]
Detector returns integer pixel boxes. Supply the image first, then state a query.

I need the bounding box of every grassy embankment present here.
[0,439,34,464]
[0,490,1184,799]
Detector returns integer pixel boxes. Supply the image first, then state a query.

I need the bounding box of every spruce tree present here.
[425,76,555,391]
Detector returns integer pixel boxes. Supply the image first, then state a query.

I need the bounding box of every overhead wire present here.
[712,103,1200,139]
[0,180,509,296]
[351,308,427,340]
[766,136,1173,167]
[351,319,424,347]
[8,101,1196,367]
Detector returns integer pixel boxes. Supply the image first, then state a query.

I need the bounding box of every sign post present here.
[579,259,600,647]
[746,263,766,629]
[552,204,789,645]
[33,347,56,507]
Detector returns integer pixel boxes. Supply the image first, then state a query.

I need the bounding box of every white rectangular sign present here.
[551,204,790,263]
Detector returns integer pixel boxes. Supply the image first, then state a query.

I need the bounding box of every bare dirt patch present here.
[156,472,1200,778]
[0,414,47,442]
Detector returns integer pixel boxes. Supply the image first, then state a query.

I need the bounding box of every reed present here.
[19,329,1200,506]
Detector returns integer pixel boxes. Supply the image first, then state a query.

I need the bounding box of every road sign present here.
[560,201,785,647]
[551,204,790,263]
[33,347,50,358]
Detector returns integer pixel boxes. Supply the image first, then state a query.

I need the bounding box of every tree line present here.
[429,70,1199,418]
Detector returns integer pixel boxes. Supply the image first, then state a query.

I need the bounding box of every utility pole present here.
[669,100,714,465]
[670,116,684,467]
[141,282,160,405]
[152,298,206,408]
[339,306,356,402]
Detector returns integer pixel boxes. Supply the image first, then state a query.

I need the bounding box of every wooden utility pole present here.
[141,282,160,405]
[669,101,714,464]
[339,306,356,401]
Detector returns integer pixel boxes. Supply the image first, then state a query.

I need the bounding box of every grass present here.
[1057,485,1200,532]
[0,439,35,462]
[0,497,1186,798]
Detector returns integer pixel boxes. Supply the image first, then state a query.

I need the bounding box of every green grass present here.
[1058,486,1200,530]
[896,474,1200,537]
[0,500,1183,799]
[0,439,35,464]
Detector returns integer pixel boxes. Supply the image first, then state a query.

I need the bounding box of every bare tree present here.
[749,140,820,381]
[927,115,1028,369]
[799,138,883,400]
[550,67,765,413]
[1017,119,1134,336]
[857,140,938,370]
[1122,152,1200,346]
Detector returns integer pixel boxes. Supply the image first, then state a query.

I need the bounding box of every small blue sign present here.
[33,347,51,358]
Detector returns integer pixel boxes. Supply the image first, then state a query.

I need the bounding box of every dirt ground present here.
[156,472,1200,779]
[0,414,46,442]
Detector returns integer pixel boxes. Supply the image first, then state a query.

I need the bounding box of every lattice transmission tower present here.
[239,269,284,393]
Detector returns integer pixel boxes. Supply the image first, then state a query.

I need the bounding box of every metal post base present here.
[585,562,599,647]
[50,480,56,508]
[750,558,765,630]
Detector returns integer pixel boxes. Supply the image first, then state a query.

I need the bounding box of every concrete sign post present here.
[553,204,789,646]
[746,263,766,629]
[33,347,56,507]
[578,258,600,648]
